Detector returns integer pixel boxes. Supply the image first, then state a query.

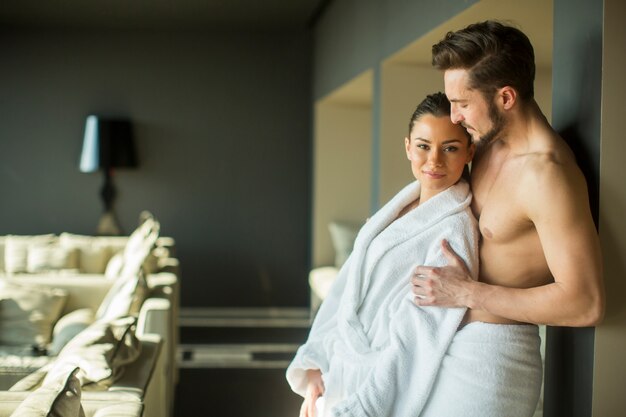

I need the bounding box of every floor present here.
[173,308,310,417]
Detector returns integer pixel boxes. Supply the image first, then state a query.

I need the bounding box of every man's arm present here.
[412,160,604,327]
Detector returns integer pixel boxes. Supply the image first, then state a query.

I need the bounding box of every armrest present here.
[146,271,180,386]
[106,334,165,417]
[87,399,143,417]
[154,258,180,280]
[105,334,162,397]
[135,298,174,417]
[136,298,171,341]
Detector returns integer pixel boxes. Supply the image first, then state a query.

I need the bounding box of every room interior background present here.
[0,0,624,415]
[0,28,313,308]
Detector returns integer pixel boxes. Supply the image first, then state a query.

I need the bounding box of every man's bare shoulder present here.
[520,131,580,177]
[516,132,589,215]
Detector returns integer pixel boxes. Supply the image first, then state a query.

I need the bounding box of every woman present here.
[287,93,478,417]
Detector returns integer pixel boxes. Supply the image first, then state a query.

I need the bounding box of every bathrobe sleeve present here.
[286,254,353,397]
[331,213,479,417]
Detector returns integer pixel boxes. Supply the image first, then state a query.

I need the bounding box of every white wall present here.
[313,102,372,267]
[379,64,443,205]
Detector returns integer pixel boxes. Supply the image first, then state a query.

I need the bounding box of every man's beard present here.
[479,97,506,144]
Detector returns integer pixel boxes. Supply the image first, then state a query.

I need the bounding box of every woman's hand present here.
[299,369,325,417]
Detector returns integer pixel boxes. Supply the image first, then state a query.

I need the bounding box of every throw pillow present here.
[4,235,56,274]
[45,316,141,388]
[95,271,148,322]
[124,212,159,260]
[47,308,95,356]
[26,243,78,273]
[328,221,361,268]
[58,234,112,274]
[103,253,124,281]
[9,365,85,417]
[0,283,68,348]
[120,215,160,278]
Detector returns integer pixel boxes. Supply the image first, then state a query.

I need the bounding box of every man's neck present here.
[491,99,547,153]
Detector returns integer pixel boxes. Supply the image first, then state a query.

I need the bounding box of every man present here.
[411,20,604,416]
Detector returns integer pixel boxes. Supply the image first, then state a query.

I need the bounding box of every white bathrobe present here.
[287,180,480,417]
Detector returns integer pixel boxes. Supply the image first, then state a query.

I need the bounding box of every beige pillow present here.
[124,215,159,260]
[9,366,85,417]
[103,253,124,280]
[4,235,56,274]
[114,216,160,279]
[46,316,140,388]
[58,234,111,274]
[0,283,68,348]
[95,272,147,322]
[47,308,95,356]
[98,215,161,281]
[26,243,78,273]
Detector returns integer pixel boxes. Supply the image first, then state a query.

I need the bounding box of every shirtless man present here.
[410,21,605,416]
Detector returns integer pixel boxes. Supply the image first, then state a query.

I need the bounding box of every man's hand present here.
[411,239,475,307]
[300,369,325,417]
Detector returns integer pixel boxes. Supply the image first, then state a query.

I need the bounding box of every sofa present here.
[0,214,179,417]
[0,334,164,417]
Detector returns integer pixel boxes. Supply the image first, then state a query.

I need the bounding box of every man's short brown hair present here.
[432,20,535,101]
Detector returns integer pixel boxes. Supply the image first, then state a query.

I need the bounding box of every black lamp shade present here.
[80,115,138,172]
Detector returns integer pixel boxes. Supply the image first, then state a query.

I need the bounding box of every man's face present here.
[444,69,505,144]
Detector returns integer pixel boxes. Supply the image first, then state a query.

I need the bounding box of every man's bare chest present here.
[471,157,532,243]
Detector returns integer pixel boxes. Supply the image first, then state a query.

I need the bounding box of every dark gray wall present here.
[313,0,478,100]
[0,29,312,308]
[544,1,602,416]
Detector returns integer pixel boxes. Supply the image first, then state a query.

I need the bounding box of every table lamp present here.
[80,115,138,235]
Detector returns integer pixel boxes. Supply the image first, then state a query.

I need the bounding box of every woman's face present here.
[405,114,475,200]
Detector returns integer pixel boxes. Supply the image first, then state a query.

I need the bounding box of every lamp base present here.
[97,210,122,236]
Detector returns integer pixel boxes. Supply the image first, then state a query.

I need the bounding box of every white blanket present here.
[287,180,480,417]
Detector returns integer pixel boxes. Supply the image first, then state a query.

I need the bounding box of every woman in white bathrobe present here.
[287,93,480,417]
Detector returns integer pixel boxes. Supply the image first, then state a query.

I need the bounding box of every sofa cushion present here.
[0,283,68,348]
[4,235,56,274]
[9,366,85,417]
[0,350,53,391]
[7,363,48,392]
[45,316,141,389]
[47,308,95,357]
[26,243,78,274]
[58,234,112,274]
